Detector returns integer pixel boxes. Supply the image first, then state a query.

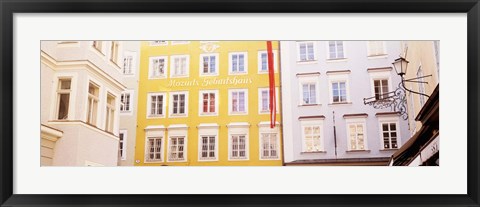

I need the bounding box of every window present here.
[199,90,218,116]
[92,41,103,53]
[86,82,99,126]
[347,123,366,150]
[110,41,120,65]
[260,89,269,112]
[146,137,163,162]
[123,52,135,75]
[258,88,279,113]
[229,89,248,114]
[199,136,216,160]
[297,41,315,61]
[260,133,279,159]
[258,50,278,72]
[382,122,399,149]
[200,54,218,75]
[120,91,133,113]
[332,81,347,103]
[170,92,188,116]
[56,78,71,120]
[367,41,386,56]
[302,83,317,104]
[171,55,189,77]
[147,93,165,117]
[303,125,322,152]
[229,52,247,74]
[417,67,426,107]
[168,136,186,161]
[328,41,345,59]
[374,79,389,100]
[119,130,127,160]
[150,41,167,46]
[230,135,247,160]
[105,93,115,133]
[149,56,167,78]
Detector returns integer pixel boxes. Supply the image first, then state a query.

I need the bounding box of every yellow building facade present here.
[135,41,282,166]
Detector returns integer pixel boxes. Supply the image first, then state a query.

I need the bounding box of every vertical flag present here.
[267,41,276,128]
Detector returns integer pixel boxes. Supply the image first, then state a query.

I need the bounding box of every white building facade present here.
[118,41,140,166]
[40,41,129,166]
[280,41,410,165]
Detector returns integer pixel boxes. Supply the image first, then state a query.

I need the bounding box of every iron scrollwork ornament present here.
[364,82,409,120]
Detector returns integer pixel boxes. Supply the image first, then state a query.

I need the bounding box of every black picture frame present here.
[1,0,479,206]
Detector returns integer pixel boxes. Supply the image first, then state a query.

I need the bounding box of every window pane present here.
[58,94,70,119]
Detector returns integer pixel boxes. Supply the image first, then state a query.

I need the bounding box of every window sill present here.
[328,102,352,106]
[298,104,321,107]
[170,75,189,79]
[380,148,399,151]
[149,76,167,80]
[346,150,371,153]
[229,112,248,116]
[110,60,121,69]
[367,54,388,59]
[228,72,248,75]
[228,158,249,161]
[144,160,164,163]
[326,58,348,63]
[296,60,318,65]
[199,113,218,116]
[170,114,187,118]
[198,159,219,162]
[123,73,135,76]
[199,73,219,77]
[147,115,165,119]
[300,151,327,154]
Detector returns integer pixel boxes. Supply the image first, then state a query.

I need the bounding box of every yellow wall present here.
[135,41,282,166]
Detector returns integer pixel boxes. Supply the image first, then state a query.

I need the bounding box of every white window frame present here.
[86,80,101,127]
[199,53,219,76]
[327,41,346,59]
[144,125,166,163]
[198,90,219,116]
[150,41,168,46]
[367,41,387,57]
[345,117,368,151]
[146,92,167,119]
[296,41,316,62]
[258,123,281,160]
[258,87,280,114]
[170,55,190,78]
[167,124,188,162]
[368,70,393,100]
[228,52,248,75]
[300,119,325,152]
[104,92,116,133]
[198,124,219,162]
[227,122,250,161]
[171,41,190,45]
[120,90,134,115]
[145,136,164,163]
[55,78,72,120]
[228,89,248,115]
[298,74,321,106]
[119,130,127,160]
[169,91,189,117]
[110,41,121,66]
[257,50,278,73]
[327,73,351,104]
[149,56,168,79]
[378,116,402,150]
[122,51,136,75]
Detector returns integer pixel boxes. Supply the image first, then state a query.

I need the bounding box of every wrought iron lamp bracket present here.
[363,74,432,121]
